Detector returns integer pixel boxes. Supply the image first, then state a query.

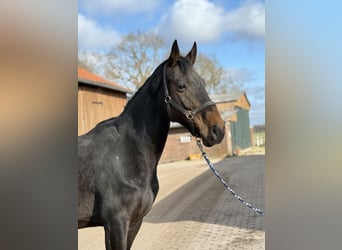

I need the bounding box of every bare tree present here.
[78,35,240,96]
[78,50,104,73]
[220,68,248,94]
[104,31,165,89]
[194,54,224,94]
[220,71,244,93]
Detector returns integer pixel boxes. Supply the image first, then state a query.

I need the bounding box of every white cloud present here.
[155,0,226,43]
[224,68,256,84]
[155,0,264,44]
[248,84,265,99]
[246,87,265,125]
[80,0,160,14]
[78,14,121,51]
[225,0,265,40]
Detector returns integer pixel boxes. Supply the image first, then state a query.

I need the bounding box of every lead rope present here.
[196,138,265,216]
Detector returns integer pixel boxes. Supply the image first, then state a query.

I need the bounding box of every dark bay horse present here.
[78,40,225,250]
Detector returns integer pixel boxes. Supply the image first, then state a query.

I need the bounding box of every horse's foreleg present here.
[104,217,129,250]
[127,219,143,249]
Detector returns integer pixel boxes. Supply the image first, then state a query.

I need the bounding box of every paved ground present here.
[78,154,265,250]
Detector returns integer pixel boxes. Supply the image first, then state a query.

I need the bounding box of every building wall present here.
[160,122,232,163]
[216,102,235,113]
[78,84,127,135]
[216,94,250,114]
[233,94,250,110]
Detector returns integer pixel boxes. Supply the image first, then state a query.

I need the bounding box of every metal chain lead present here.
[196,138,265,216]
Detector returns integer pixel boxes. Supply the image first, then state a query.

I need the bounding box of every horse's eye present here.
[177,82,186,92]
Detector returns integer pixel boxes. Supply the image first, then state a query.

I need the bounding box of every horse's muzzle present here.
[202,124,225,147]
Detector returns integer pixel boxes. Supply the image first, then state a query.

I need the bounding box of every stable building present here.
[78,67,132,135]
[213,92,252,152]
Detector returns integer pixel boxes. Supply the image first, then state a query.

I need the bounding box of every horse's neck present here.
[122,83,170,160]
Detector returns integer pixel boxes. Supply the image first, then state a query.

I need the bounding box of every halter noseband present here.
[162,63,216,134]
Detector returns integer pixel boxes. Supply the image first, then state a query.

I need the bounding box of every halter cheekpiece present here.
[162,63,216,126]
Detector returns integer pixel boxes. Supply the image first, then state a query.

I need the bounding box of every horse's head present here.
[161,40,225,147]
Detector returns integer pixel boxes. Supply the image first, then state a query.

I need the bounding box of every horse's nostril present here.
[211,125,219,140]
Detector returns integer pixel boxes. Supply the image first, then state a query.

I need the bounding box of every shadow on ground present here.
[144,155,265,231]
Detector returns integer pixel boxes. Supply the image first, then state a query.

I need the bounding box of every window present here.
[180,135,192,143]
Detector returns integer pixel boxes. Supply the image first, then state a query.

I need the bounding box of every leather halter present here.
[162,63,216,135]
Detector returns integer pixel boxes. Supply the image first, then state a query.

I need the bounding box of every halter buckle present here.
[165,95,172,104]
[185,111,194,120]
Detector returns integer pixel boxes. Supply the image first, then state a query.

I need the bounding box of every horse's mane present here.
[93,61,168,129]
[114,56,193,116]
[122,60,168,111]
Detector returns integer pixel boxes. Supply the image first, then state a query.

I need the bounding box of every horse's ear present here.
[186,42,197,65]
[168,40,180,67]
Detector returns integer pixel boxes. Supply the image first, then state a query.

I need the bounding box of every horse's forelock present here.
[176,57,193,73]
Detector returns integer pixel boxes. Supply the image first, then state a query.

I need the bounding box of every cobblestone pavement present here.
[78,155,265,250]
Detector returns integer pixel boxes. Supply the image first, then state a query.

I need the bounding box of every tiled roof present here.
[78,67,132,94]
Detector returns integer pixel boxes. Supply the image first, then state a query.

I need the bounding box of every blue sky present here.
[78,0,265,126]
